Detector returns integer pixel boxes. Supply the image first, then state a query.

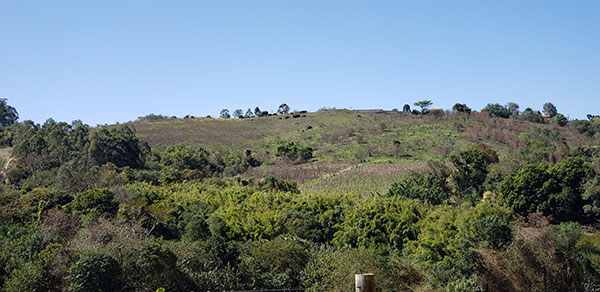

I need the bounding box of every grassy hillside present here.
[130,109,593,194]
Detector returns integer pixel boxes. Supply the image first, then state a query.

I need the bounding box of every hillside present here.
[3,103,600,291]
[130,109,593,194]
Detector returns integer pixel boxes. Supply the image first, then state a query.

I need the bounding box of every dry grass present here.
[243,162,352,184]
[300,161,427,195]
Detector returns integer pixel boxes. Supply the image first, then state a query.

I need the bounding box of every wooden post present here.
[355,273,375,292]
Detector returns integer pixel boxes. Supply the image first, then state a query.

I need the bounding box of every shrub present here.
[68,252,122,292]
[276,142,313,162]
[123,241,193,291]
[242,236,311,289]
[70,188,119,216]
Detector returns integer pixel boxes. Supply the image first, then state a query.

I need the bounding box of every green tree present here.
[70,188,119,216]
[553,113,568,126]
[497,157,594,222]
[543,102,558,117]
[507,102,520,115]
[243,236,311,289]
[88,125,148,168]
[245,108,255,118]
[161,145,212,173]
[220,109,231,119]
[483,103,511,118]
[522,107,543,123]
[277,103,290,115]
[68,252,122,292]
[123,242,193,291]
[0,98,18,126]
[414,100,433,113]
[387,162,452,205]
[276,142,313,162]
[449,143,499,203]
[452,103,471,115]
[551,223,600,290]
[233,109,244,118]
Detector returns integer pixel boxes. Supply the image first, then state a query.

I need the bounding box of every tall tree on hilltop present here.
[0,98,18,126]
[245,108,255,118]
[220,109,231,119]
[277,103,290,115]
[233,109,243,119]
[414,100,432,113]
[543,102,558,117]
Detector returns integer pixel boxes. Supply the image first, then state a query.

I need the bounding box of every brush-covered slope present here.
[130,109,593,194]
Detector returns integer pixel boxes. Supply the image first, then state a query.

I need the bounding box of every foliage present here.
[70,188,119,216]
[506,102,520,115]
[220,109,231,119]
[414,100,432,112]
[136,113,168,122]
[333,196,427,252]
[522,107,544,123]
[483,103,511,118]
[277,103,290,115]
[448,143,499,203]
[543,102,558,117]
[245,108,255,118]
[242,236,311,289]
[497,157,595,222]
[0,98,18,127]
[387,162,451,205]
[68,252,122,292]
[2,106,600,291]
[276,142,313,162]
[302,246,425,291]
[88,125,148,168]
[452,103,471,115]
[176,236,247,290]
[553,113,568,126]
[233,109,244,118]
[123,241,193,291]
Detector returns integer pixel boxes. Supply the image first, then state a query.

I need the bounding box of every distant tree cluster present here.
[135,113,168,122]
[220,103,292,119]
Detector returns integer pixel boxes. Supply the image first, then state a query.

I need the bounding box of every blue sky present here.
[1,0,599,125]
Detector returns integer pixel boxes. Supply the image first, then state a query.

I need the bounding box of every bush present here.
[302,246,425,291]
[122,241,193,291]
[176,236,247,291]
[70,188,119,216]
[68,252,122,292]
[333,196,427,252]
[387,162,452,205]
[497,157,595,222]
[242,236,311,289]
[276,142,313,162]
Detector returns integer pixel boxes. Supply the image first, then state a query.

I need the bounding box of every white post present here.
[355,273,375,292]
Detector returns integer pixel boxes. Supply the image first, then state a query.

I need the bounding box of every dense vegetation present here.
[1,99,600,291]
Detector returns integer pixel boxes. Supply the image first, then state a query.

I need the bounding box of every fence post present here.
[355,273,375,292]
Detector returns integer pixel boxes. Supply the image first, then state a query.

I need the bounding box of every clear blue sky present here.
[1,0,599,125]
